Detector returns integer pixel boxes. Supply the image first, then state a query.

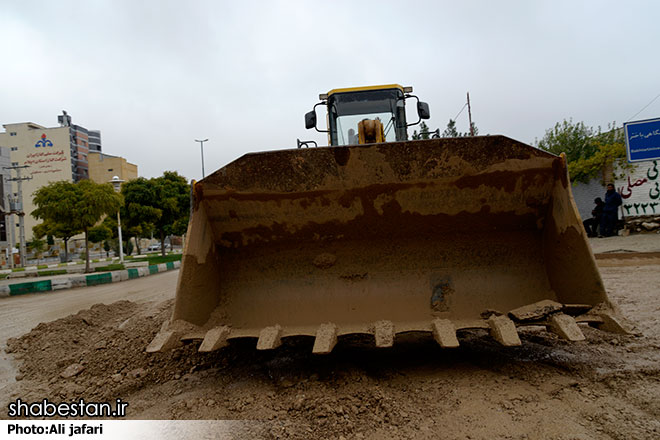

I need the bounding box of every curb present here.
[0,261,181,298]
[0,252,182,274]
[1,259,152,278]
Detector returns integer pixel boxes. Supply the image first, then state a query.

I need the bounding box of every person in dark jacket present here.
[600,184,622,237]
[583,197,604,237]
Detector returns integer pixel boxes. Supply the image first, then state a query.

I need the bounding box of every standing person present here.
[583,197,604,237]
[600,184,622,237]
[347,128,358,145]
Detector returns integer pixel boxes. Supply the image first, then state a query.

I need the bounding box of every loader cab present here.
[304,84,430,147]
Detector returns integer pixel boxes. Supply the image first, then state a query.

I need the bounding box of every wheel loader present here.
[148,84,627,354]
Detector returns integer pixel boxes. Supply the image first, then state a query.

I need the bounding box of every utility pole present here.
[3,177,14,269]
[5,165,31,267]
[467,92,474,137]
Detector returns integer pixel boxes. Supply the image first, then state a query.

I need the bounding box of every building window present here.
[108,168,113,172]
[10,132,16,136]
[11,162,18,166]
[10,147,18,151]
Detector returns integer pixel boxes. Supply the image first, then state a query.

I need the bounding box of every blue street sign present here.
[624,117,660,162]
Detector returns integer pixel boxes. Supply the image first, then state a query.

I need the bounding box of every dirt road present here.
[1,237,659,439]
[0,270,177,340]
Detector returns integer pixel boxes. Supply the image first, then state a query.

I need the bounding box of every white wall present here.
[613,159,660,217]
[571,178,605,221]
[571,158,660,220]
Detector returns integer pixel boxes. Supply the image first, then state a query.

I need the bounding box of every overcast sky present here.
[1,0,659,181]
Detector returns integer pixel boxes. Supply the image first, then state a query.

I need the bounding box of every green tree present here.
[32,182,83,263]
[537,120,628,183]
[107,172,189,257]
[536,119,597,163]
[33,180,122,272]
[152,171,190,256]
[77,180,122,271]
[569,125,628,183]
[33,221,79,262]
[411,122,446,140]
[121,177,161,255]
[101,213,134,257]
[568,140,627,183]
[28,237,46,265]
[467,122,479,136]
[442,119,459,137]
[88,224,112,245]
[121,223,142,255]
[419,121,430,139]
[441,119,478,137]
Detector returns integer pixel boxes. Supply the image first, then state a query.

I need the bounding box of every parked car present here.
[147,243,170,252]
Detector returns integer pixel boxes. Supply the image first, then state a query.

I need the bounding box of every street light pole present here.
[110,176,125,263]
[195,139,208,178]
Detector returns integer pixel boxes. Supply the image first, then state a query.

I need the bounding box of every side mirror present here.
[305,110,317,129]
[417,101,430,120]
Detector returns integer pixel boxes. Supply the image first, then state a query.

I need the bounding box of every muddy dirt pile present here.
[5,300,174,401]
[4,279,660,440]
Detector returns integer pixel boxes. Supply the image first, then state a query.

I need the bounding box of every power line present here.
[453,102,468,121]
[627,93,660,121]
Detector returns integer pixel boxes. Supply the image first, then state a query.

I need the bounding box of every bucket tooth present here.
[548,313,585,341]
[432,319,459,348]
[312,323,338,354]
[488,315,521,346]
[257,325,283,350]
[199,326,231,352]
[146,330,181,353]
[374,320,395,348]
[597,312,629,334]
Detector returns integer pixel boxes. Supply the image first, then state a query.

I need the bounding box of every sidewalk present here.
[0,260,181,297]
[0,256,120,275]
[587,232,660,254]
[0,250,183,275]
[0,259,158,283]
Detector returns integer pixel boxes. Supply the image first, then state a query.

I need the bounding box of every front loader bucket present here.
[149,136,625,354]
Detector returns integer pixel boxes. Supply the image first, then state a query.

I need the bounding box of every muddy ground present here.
[2,253,659,439]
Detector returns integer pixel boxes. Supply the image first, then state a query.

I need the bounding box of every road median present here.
[0,261,181,298]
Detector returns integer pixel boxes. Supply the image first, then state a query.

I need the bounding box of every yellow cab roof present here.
[326,84,405,97]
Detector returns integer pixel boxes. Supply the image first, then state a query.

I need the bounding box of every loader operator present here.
[600,184,622,237]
